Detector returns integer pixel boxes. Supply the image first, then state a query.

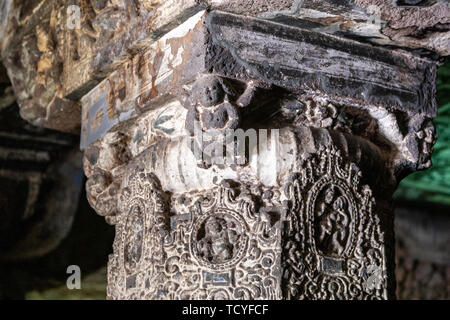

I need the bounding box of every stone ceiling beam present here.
[1,1,448,132]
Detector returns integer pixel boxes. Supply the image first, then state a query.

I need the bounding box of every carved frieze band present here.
[109,164,284,300]
[104,143,389,300]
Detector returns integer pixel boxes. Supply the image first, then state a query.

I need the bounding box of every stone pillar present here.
[0,0,446,300]
[79,10,438,300]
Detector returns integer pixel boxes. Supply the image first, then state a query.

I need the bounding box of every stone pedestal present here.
[80,11,438,299]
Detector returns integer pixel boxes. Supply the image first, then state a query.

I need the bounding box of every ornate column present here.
[0,0,446,300]
[80,10,439,300]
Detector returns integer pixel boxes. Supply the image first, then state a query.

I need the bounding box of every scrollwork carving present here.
[85,167,119,219]
[109,176,284,300]
[280,97,378,139]
[107,164,171,299]
[282,146,387,300]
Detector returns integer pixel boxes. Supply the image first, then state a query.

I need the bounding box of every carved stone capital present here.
[78,10,439,300]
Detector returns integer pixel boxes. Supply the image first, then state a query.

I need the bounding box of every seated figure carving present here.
[197,217,240,264]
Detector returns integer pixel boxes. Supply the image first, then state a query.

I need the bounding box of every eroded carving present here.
[68,0,151,64]
[279,97,378,139]
[72,9,442,301]
[84,131,132,222]
[184,74,261,168]
[283,146,387,300]
[415,118,437,169]
[3,2,80,132]
[123,200,145,274]
[86,167,120,218]
[185,75,240,134]
[404,115,438,171]
[109,173,283,300]
[316,187,352,257]
[194,215,246,266]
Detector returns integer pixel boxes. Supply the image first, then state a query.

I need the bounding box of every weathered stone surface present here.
[355,0,450,56]
[207,0,450,56]
[77,10,444,300]
[62,0,204,100]
[82,11,438,175]
[0,1,81,132]
[85,115,396,299]
[0,0,206,132]
[80,10,207,149]
[1,0,445,301]
[1,0,447,133]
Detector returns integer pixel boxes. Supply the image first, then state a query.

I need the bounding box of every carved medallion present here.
[191,209,249,270]
[161,183,283,300]
[110,171,283,300]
